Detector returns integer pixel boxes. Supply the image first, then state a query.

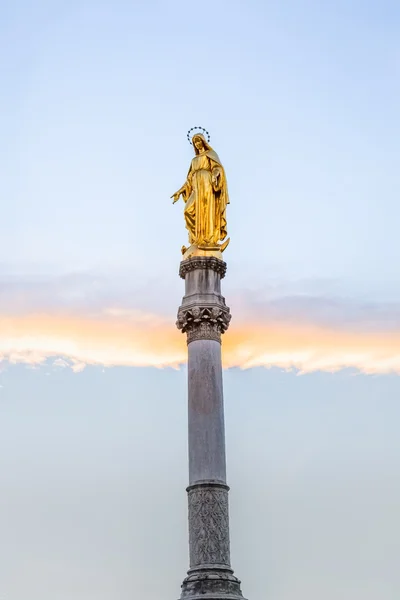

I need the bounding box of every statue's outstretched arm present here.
[171,184,185,203]
[171,177,192,204]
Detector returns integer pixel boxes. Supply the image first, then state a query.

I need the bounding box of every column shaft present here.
[188,339,226,486]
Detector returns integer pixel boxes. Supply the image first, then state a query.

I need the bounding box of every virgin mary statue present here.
[172,134,230,254]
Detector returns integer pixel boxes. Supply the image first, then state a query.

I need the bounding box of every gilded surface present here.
[172,134,230,258]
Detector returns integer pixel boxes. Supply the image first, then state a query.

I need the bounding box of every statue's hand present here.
[211,167,221,191]
[171,191,181,204]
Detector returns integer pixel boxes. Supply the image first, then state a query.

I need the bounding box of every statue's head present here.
[187,127,211,152]
[192,134,211,155]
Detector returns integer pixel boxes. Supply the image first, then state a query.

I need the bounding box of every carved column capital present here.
[176,305,231,344]
[179,256,227,279]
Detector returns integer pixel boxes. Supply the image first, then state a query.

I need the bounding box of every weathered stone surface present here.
[180,568,244,600]
[180,256,227,279]
[188,340,226,485]
[177,305,231,344]
[188,483,230,568]
[177,256,247,600]
[177,257,231,343]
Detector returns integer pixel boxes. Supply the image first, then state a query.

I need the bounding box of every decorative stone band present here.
[180,568,245,600]
[181,482,245,598]
[176,306,231,344]
[187,482,231,569]
[179,256,227,279]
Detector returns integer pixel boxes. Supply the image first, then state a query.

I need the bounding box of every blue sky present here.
[0,1,399,598]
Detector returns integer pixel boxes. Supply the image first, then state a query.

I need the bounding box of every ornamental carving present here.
[187,321,220,344]
[176,306,231,343]
[180,569,244,599]
[179,256,227,279]
[188,484,231,568]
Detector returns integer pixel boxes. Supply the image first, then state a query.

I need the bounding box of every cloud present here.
[53,358,69,368]
[0,271,399,375]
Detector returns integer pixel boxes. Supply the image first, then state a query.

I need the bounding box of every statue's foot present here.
[197,239,230,253]
[219,237,230,252]
[181,244,223,261]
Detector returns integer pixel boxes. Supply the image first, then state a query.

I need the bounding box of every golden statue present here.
[171,131,230,260]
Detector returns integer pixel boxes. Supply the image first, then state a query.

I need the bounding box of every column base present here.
[179,565,246,600]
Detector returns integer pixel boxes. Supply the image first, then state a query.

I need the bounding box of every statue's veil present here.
[191,134,229,207]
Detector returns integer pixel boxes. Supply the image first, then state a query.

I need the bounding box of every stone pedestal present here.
[176,256,247,600]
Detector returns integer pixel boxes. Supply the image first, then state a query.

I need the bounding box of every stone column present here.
[176,256,246,600]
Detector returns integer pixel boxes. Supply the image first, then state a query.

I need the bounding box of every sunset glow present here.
[1,309,399,375]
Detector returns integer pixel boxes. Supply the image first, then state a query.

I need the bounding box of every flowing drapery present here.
[179,136,229,247]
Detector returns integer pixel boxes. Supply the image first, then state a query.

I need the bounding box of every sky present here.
[0,0,400,598]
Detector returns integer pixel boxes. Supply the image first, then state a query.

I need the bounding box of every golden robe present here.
[180,147,229,247]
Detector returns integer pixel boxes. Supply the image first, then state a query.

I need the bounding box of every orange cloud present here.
[1,309,400,375]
